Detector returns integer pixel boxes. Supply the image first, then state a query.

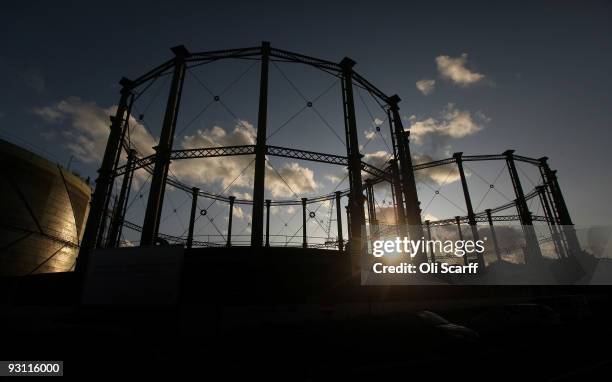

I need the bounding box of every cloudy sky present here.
[1,1,610,245]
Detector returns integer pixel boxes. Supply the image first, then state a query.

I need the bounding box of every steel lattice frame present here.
[75,42,581,273]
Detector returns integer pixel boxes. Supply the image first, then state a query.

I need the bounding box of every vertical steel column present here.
[425,220,435,262]
[389,184,399,237]
[104,196,118,248]
[141,46,188,245]
[390,159,406,228]
[265,199,271,247]
[365,180,373,220]
[400,129,423,229]
[455,216,469,266]
[345,203,352,247]
[335,191,344,251]
[366,180,377,222]
[107,148,136,247]
[485,209,502,262]
[539,158,571,224]
[454,152,484,268]
[115,156,135,248]
[97,198,112,248]
[538,160,561,221]
[340,57,367,259]
[302,198,308,248]
[386,109,398,159]
[186,187,199,249]
[366,180,378,238]
[503,150,542,263]
[386,108,406,235]
[389,95,425,263]
[227,196,235,247]
[539,158,581,256]
[98,94,135,248]
[76,78,133,274]
[251,41,270,247]
[405,130,426,262]
[110,94,135,174]
[537,186,566,258]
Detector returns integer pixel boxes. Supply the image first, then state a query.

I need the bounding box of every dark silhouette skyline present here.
[1,1,610,236]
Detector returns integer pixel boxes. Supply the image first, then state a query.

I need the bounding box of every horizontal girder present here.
[427,214,551,227]
[113,145,544,214]
[115,144,392,182]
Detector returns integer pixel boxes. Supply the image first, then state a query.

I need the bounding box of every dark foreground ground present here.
[1,248,611,380]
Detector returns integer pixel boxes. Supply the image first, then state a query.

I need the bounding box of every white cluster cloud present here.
[362,151,392,173]
[232,191,252,200]
[32,97,155,163]
[232,205,247,220]
[33,98,319,199]
[435,53,485,86]
[171,121,256,190]
[364,130,377,140]
[408,103,485,146]
[416,79,436,95]
[268,162,318,198]
[174,122,318,198]
[358,105,485,187]
[409,55,488,184]
[324,173,345,185]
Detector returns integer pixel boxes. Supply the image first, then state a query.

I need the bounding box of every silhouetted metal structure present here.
[74,42,581,275]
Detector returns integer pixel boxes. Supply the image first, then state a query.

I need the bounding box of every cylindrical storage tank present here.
[0,139,91,276]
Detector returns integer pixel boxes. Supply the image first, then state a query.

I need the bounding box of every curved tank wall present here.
[0,139,91,276]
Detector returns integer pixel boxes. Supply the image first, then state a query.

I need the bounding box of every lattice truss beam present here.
[115,144,392,182]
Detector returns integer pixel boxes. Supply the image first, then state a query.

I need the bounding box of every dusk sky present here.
[1,1,610,245]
